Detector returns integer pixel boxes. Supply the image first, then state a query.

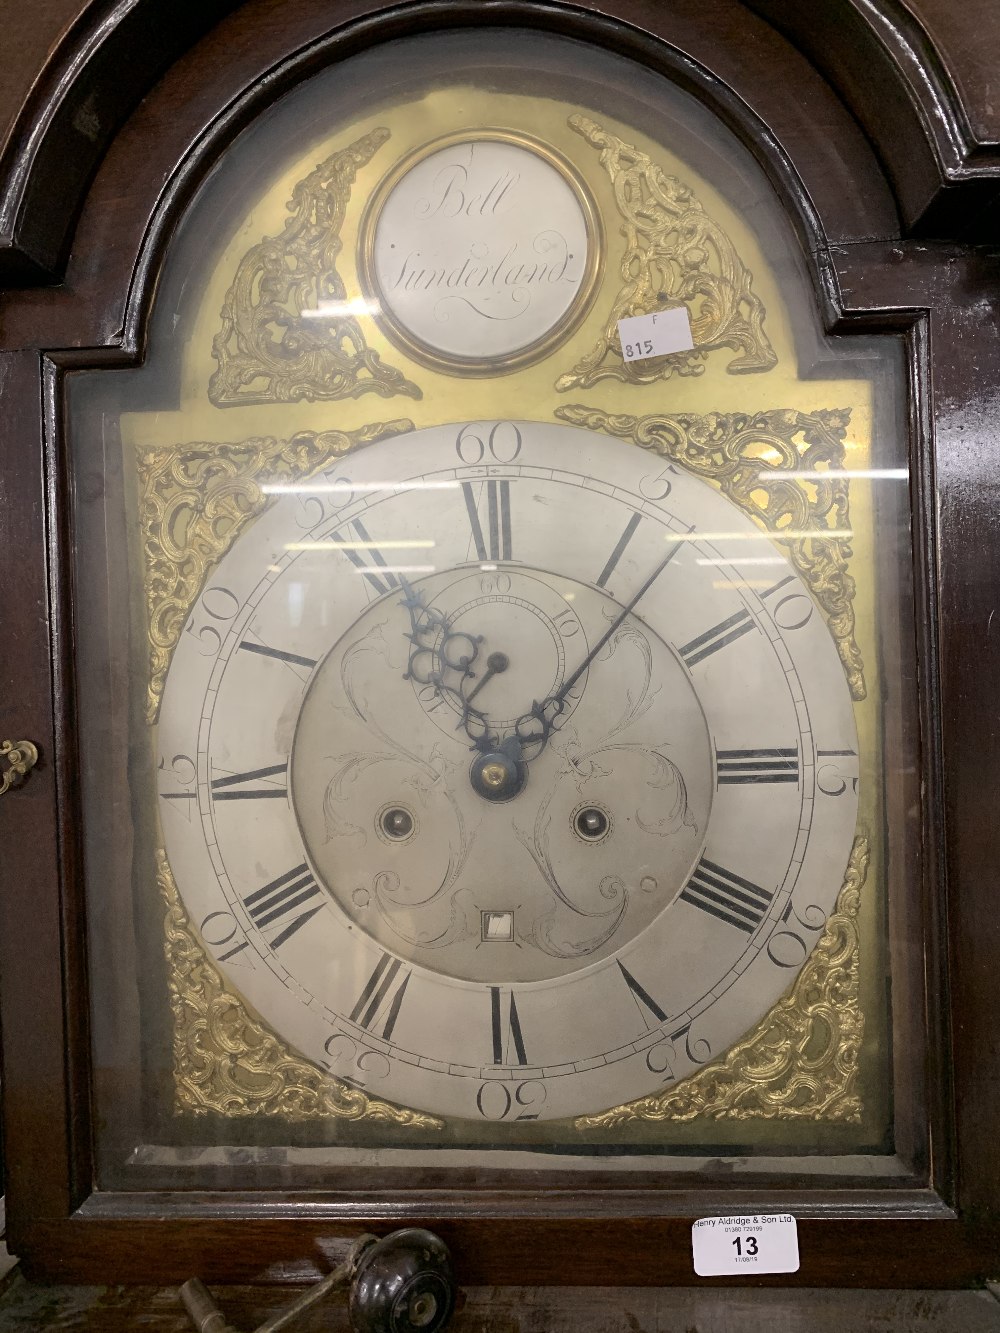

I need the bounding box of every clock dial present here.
[157,420,858,1121]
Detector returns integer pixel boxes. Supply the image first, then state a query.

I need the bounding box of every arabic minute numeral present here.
[638,464,679,502]
[768,897,828,968]
[185,584,240,657]
[292,476,354,530]
[816,747,859,796]
[644,1039,676,1080]
[455,421,522,464]
[158,753,196,816]
[476,1079,546,1121]
[670,1021,712,1065]
[199,910,252,966]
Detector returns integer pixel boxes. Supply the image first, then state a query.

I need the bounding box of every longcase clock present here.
[0,0,998,1290]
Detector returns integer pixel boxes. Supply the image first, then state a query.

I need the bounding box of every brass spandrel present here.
[555,404,866,700]
[138,420,414,723]
[158,849,442,1128]
[208,128,421,407]
[555,114,777,392]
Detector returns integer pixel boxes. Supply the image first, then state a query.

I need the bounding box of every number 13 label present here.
[691,1214,800,1276]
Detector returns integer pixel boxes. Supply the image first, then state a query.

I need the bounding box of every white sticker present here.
[617,306,694,362]
[691,1214,800,1276]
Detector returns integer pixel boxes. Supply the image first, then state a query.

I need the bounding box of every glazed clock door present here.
[67,26,915,1180]
[7,0,996,1290]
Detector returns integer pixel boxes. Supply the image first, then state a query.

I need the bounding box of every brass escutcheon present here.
[0,740,38,796]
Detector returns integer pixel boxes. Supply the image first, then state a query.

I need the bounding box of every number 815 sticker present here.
[691,1214,800,1276]
[617,307,694,363]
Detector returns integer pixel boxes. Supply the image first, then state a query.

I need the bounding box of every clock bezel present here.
[356,128,605,376]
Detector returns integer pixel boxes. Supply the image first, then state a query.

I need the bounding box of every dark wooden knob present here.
[348,1229,455,1333]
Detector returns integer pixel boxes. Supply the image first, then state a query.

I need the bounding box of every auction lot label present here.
[692,1214,800,1276]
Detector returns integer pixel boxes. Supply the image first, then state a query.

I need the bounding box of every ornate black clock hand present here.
[464,651,509,705]
[515,532,689,757]
[455,651,513,755]
[400,577,478,688]
[399,577,510,752]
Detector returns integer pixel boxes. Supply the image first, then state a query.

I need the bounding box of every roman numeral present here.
[596,512,642,588]
[330,518,399,595]
[243,863,323,949]
[239,640,317,669]
[681,857,773,933]
[679,609,756,667]
[211,763,287,801]
[350,952,411,1042]
[617,960,668,1028]
[716,747,799,785]
[490,986,527,1065]
[462,480,512,561]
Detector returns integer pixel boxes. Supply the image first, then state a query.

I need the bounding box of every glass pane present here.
[67,28,920,1193]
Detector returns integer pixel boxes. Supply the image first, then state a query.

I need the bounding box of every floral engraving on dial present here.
[138,420,414,722]
[514,623,697,961]
[319,616,478,954]
[555,114,776,391]
[290,572,712,983]
[556,403,865,700]
[575,832,868,1126]
[157,849,442,1127]
[209,128,421,407]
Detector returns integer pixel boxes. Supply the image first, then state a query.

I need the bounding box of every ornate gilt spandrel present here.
[556,114,777,392]
[555,404,866,700]
[158,850,442,1127]
[577,833,868,1127]
[139,419,415,723]
[208,128,421,406]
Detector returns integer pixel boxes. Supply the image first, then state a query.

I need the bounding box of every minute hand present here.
[554,533,687,705]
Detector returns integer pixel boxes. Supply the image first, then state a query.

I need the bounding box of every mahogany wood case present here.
[0,0,999,1289]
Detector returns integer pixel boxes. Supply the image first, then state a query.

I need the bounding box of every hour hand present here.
[456,652,512,752]
[464,651,509,705]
